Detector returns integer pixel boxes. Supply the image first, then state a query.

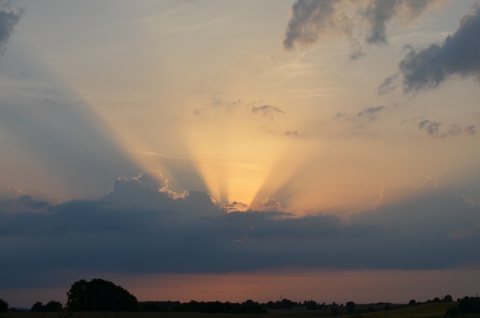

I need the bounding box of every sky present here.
[0,0,480,308]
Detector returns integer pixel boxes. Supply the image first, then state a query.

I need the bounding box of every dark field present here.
[3,302,480,318]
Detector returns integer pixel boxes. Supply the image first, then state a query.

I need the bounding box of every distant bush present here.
[303,300,318,310]
[140,301,180,312]
[31,300,63,312]
[172,299,267,314]
[346,301,356,314]
[264,298,299,310]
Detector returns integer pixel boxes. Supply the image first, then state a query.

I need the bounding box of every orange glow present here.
[181,113,288,205]
[114,268,480,304]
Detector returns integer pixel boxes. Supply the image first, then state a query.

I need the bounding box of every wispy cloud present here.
[251,105,285,120]
[357,106,385,121]
[377,73,399,95]
[415,118,477,138]
[418,119,441,136]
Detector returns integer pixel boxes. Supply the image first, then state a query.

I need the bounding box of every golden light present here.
[181,112,288,205]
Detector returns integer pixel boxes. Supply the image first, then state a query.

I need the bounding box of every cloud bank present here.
[0,172,479,288]
[399,5,480,92]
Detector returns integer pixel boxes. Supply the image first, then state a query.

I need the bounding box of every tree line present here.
[0,278,479,315]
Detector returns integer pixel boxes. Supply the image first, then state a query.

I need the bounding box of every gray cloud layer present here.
[399,5,480,92]
[284,0,441,52]
[1,172,479,288]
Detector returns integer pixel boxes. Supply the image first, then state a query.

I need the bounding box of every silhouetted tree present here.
[0,298,8,313]
[44,300,63,312]
[408,299,417,306]
[443,295,453,302]
[303,300,318,310]
[241,300,267,314]
[346,301,355,314]
[264,298,298,310]
[31,300,63,312]
[458,296,480,314]
[31,302,44,312]
[172,300,266,314]
[66,278,138,312]
[331,302,339,316]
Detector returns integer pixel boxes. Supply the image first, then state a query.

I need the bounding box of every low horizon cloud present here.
[1,171,479,289]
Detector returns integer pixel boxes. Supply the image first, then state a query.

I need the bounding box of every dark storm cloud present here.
[399,5,480,92]
[0,173,479,288]
[283,0,442,53]
[0,1,23,52]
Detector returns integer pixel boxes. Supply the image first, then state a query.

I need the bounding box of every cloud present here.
[0,173,479,289]
[0,195,50,214]
[357,106,385,121]
[104,171,223,216]
[377,73,399,95]
[465,125,476,135]
[418,119,441,136]
[414,118,476,138]
[0,1,23,52]
[284,130,303,138]
[283,0,340,50]
[283,0,442,54]
[398,5,480,92]
[363,0,440,45]
[248,198,282,212]
[222,201,248,213]
[251,105,285,119]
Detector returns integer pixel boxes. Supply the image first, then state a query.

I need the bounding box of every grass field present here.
[361,302,457,318]
[1,302,477,318]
